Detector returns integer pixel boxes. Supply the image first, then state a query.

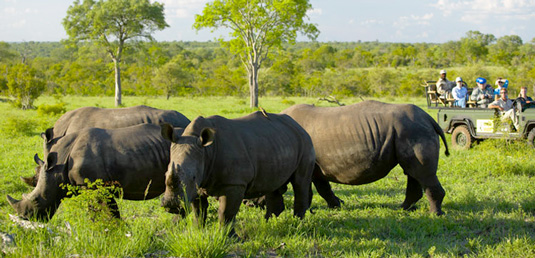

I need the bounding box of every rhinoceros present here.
[21,105,190,187]
[159,111,316,235]
[7,124,184,220]
[281,101,449,215]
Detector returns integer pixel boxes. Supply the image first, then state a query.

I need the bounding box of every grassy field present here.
[1,95,534,257]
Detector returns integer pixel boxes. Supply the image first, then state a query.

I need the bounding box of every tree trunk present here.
[114,59,122,107]
[249,63,259,108]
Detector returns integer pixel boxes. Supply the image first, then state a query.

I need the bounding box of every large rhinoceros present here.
[7,124,183,220]
[281,101,449,215]
[159,111,316,235]
[21,105,190,187]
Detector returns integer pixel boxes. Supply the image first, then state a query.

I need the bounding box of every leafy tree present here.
[154,54,196,99]
[63,0,168,106]
[0,42,17,64]
[193,0,319,107]
[460,30,496,63]
[6,63,46,109]
[489,35,523,65]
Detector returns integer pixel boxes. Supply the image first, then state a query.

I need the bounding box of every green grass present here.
[1,95,534,257]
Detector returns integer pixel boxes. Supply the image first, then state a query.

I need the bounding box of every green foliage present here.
[0,115,38,137]
[1,96,535,257]
[62,0,168,106]
[61,179,123,224]
[6,63,46,109]
[194,0,319,107]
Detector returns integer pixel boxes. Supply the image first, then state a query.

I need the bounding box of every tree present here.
[194,0,319,107]
[154,54,196,99]
[63,0,168,106]
[7,63,46,109]
[488,35,523,65]
[460,30,496,63]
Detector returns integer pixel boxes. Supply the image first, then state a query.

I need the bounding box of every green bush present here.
[61,179,123,226]
[0,115,37,136]
[37,102,67,116]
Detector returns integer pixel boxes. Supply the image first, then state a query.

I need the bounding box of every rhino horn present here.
[6,195,21,207]
[34,154,44,166]
[20,176,37,187]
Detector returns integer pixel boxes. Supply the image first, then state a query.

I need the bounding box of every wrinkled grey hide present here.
[281,101,449,215]
[160,112,316,235]
[8,124,183,221]
[21,105,190,187]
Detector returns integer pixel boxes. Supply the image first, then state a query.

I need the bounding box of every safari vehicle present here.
[423,81,535,149]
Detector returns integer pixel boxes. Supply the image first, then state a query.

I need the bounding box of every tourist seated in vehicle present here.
[488,88,518,130]
[452,77,468,108]
[517,86,534,110]
[436,69,454,99]
[470,77,494,108]
[493,78,508,101]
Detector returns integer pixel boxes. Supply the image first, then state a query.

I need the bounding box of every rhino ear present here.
[199,128,215,147]
[46,152,58,170]
[41,128,54,143]
[161,123,177,142]
[34,153,45,166]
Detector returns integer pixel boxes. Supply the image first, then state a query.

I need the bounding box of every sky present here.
[1,0,534,43]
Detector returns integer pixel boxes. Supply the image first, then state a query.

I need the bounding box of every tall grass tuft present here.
[164,215,234,258]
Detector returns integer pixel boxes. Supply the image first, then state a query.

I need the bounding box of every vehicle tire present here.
[451,125,473,150]
[528,128,535,148]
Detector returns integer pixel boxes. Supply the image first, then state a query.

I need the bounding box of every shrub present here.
[6,63,46,109]
[61,179,123,226]
[0,115,37,136]
[37,102,67,116]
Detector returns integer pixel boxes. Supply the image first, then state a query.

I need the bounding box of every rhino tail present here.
[429,116,450,157]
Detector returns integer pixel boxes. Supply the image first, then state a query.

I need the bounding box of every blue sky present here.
[1,0,534,43]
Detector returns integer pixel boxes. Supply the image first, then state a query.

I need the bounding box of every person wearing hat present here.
[436,69,454,98]
[489,88,518,130]
[470,77,494,108]
[452,77,467,108]
[493,78,508,101]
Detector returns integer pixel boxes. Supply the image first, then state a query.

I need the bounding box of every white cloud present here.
[307,8,322,16]
[158,0,209,19]
[393,13,434,28]
[3,7,17,15]
[432,0,535,19]
[360,19,383,25]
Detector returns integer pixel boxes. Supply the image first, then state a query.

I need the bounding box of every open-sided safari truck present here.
[423,81,535,149]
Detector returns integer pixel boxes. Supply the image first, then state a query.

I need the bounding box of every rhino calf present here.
[8,124,183,220]
[160,112,316,235]
[282,101,449,215]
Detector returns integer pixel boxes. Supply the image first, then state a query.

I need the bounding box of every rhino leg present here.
[264,190,285,220]
[192,195,208,226]
[401,175,424,211]
[290,158,314,219]
[424,184,445,216]
[312,175,342,208]
[218,186,245,237]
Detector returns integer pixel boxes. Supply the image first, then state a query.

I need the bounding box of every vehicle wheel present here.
[451,125,473,150]
[528,128,535,148]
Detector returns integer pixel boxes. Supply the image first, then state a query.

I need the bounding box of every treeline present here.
[1,30,535,106]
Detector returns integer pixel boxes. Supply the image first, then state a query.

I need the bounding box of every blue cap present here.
[503,79,508,88]
[476,77,487,84]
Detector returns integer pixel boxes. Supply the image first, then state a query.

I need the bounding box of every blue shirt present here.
[452,86,467,100]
